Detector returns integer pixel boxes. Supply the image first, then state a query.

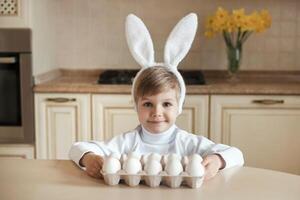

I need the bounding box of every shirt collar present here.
[140,124,176,145]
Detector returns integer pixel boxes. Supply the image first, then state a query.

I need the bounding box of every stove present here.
[97,70,205,85]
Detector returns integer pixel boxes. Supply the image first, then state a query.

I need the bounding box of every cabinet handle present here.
[45,98,76,103]
[0,57,16,64]
[252,99,284,105]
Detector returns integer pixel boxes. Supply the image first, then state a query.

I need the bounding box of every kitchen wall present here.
[26,0,300,75]
[0,0,30,27]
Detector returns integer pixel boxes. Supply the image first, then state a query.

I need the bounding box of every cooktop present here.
[97,70,205,85]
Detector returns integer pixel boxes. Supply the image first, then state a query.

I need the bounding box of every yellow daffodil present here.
[204,7,272,76]
[260,9,272,28]
[205,7,272,45]
[232,8,245,28]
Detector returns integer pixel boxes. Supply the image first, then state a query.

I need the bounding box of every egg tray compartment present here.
[101,170,204,188]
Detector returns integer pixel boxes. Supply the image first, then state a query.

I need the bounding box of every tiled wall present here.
[31,0,300,75]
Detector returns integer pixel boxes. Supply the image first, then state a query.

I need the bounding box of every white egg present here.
[141,153,161,166]
[144,160,162,175]
[189,154,203,163]
[168,153,181,161]
[123,157,142,174]
[165,159,183,176]
[127,152,141,160]
[148,153,161,162]
[110,152,121,160]
[162,153,181,167]
[102,156,121,174]
[186,160,205,177]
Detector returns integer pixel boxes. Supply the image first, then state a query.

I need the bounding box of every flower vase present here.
[226,44,242,82]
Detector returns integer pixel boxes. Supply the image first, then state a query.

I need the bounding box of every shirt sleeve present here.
[69,141,105,169]
[182,133,244,169]
[211,145,244,169]
[69,130,137,168]
[200,139,244,169]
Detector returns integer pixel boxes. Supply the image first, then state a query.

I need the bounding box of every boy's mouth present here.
[148,120,166,123]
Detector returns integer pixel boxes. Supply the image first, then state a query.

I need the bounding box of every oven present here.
[0,29,34,143]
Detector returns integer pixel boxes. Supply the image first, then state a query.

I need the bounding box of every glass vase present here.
[226,44,242,82]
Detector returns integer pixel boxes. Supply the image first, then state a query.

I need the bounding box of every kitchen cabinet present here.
[34,93,91,159]
[35,93,209,159]
[210,95,300,175]
[92,94,209,140]
[0,144,34,159]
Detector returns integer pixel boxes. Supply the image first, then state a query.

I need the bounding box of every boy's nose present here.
[151,105,163,117]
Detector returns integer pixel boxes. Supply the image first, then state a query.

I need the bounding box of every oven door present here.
[0,53,21,125]
[0,53,23,142]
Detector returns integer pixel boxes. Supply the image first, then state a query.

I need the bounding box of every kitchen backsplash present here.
[17,0,300,75]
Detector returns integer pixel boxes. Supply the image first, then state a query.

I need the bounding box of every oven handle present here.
[0,57,17,64]
[45,98,76,103]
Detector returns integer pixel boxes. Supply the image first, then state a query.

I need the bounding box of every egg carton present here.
[101,170,204,188]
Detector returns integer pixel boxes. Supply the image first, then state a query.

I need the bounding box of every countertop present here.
[0,158,299,200]
[33,69,300,95]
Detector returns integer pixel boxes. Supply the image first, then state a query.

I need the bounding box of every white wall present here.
[30,0,57,76]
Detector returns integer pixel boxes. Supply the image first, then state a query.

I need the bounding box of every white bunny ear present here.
[164,13,198,68]
[125,14,155,68]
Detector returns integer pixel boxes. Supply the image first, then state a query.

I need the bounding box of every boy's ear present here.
[125,14,155,68]
[164,13,198,69]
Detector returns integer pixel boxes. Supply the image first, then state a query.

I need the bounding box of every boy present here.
[69,66,244,180]
[70,13,244,181]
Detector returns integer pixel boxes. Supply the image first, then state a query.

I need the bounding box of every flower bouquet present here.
[205,7,271,80]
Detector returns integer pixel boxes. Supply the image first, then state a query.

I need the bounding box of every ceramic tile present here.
[297,21,300,36]
[279,52,297,68]
[280,21,297,37]
[268,21,281,37]
[280,37,296,52]
[297,38,300,50]
[31,0,300,74]
[246,52,264,70]
[265,37,280,52]
[263,52,280,70]
[267,0,281,21]
[280,2,297,20]
[244,36,265,52]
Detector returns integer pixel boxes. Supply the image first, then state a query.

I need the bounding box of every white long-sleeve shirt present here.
[69,125,244,169]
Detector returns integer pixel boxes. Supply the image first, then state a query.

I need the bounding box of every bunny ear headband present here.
[125,13,198,114]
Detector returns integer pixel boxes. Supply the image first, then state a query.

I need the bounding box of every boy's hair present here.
[133,67,180,103]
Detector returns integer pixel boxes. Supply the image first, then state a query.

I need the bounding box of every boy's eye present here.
[143,102,153,107]
[163,102,172,107]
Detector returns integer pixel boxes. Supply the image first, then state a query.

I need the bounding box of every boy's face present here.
[137,88,179,134]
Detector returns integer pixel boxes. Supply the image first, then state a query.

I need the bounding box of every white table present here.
[0,158,299,200]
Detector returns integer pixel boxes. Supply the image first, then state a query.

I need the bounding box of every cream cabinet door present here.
[35,93,91,159]
[92,94,209,141]
[210,95,300,175]
[177,95,209,137]
[0,144,34,159]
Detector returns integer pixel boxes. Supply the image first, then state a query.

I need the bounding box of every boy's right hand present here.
[80,152,104,179]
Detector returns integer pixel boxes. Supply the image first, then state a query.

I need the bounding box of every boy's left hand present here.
[202,154,225,181]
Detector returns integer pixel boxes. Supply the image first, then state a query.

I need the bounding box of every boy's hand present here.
[202,154,225,181]
[80,152,104,179]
